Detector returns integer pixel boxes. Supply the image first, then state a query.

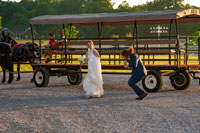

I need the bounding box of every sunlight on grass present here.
[0,54,199,72]
[0,40,199,72]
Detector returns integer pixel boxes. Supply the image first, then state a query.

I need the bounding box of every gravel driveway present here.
[0,73,200,133]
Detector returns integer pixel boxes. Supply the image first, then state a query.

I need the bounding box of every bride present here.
[80,40,104,98]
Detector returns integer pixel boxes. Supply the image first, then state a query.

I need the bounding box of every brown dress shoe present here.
[136,93,148,100]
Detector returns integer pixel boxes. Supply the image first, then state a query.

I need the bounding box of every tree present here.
[8,13,29,26]
[83,0,114,13]
[146,0,184,10]
[117,1,131,12]
[57,0,85,14]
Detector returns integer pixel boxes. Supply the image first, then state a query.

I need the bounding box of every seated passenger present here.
[43,33,55,63]
[58,29,65,41]
[58,29,73,49]
[44,33,55,49]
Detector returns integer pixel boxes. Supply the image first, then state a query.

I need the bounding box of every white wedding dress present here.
[83,49,104,97]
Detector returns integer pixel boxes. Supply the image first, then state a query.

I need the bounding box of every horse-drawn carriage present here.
[29,9,200,92]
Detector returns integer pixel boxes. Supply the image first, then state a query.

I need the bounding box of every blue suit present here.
[127,54,147,96]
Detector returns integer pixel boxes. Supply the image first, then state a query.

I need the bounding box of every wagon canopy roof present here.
[29,9,200,25]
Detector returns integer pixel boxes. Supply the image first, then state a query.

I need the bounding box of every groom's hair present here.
[121,47,134,57]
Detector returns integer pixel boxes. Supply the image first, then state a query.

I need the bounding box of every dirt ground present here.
[0,73,200,133]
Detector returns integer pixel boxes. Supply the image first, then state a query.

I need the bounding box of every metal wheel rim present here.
[69,74,77,82]
[173,73,186,87]
[145,75,157,89]
[35,71,44,85]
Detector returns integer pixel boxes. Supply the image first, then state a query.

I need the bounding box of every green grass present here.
[0,40,199,72]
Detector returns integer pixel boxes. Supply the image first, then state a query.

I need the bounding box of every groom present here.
[121,47,148,100]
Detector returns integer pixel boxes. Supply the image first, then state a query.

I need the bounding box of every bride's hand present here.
[80,61,84,65]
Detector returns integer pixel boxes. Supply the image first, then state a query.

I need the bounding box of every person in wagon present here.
[121,47,148,100]
[45,33,55,49]
[58,29,72,49]
[58,29,66,41]
[43,33,55,63]
[80,40,104,98]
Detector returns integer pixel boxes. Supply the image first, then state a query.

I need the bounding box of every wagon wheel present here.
[142,70,164,92]
[67,71,82,85]
[34,67,50,87]
[170,70,192,90]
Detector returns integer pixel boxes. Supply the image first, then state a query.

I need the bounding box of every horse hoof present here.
[1,80,6,84]
[8,80,12,84]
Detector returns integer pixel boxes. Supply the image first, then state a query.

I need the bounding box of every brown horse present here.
[0,31,40,83]
[0,41,13,83]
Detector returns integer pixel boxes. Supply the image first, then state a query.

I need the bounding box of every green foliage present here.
[117,1,132,12]
[193,25,200,36]
[8,13,29,26]
[84,0,114,13]
[65,25,79,39]
[191,25,200,45]
[146,0,184,10]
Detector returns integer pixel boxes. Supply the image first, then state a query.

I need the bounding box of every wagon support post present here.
[30,24,34,45]
[175,20,180,65]
[168,20,173,64]
[198,37,200,64]
[63,24,72,64]
[97,22,103,56]
[132,21,138,53]
[197,37,200,85]
[39,39,42,63]
[186,36,189,65]
[30,24,35,62]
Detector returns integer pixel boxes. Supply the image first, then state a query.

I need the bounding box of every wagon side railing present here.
[35,36,199,67]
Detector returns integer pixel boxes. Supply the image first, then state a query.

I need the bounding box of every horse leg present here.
[8,64,13,84]
[2,67,6,83]
[30,64,35,83]
[16,63,20,81]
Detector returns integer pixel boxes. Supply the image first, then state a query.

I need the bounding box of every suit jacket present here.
[128,54,147,76]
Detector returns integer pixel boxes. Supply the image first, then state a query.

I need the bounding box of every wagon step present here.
[193,75,200,85]
[192,73,200,79]
[193,76,200,79]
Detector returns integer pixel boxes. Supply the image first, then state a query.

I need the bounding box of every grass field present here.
[0,40,199,72]
[0,54,199,72]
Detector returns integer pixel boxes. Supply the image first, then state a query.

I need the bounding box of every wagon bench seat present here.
[63,40,177,46]
[44,49,185,55]
[42,39,181,55]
